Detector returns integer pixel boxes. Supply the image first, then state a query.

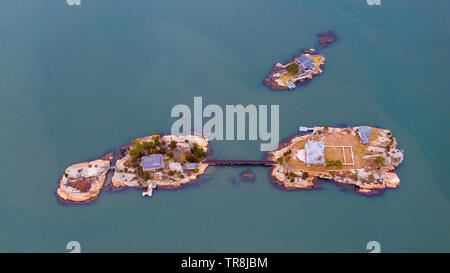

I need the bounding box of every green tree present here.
[196,148,205,158]
[373,156,385,168]
[302,172,309,179]
[286,62,299,75]
[325,159,342,168]
[170,140,177,149]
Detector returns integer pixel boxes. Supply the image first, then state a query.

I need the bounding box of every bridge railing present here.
[202,160,276,166]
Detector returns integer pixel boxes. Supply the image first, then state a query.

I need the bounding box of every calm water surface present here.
[0,0,448,252]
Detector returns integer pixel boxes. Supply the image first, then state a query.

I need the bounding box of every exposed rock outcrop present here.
[57,151,114,203]
[268,126,404,195]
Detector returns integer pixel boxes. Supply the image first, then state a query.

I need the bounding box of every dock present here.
[142,182,157,198]
[299,126,314,132]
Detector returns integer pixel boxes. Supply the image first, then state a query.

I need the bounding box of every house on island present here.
[142,154,164,171]
[357,126,372,144]
[295,72,310,81]
[297,54,316,72]
[305,140,325,167]
[287,81,296,90]
[184,163,199,170]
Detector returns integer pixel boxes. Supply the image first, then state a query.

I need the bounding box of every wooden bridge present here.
[202,159,276,166]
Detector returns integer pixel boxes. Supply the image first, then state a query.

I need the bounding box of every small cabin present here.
[287,81,296,90]
[184,163,199,170]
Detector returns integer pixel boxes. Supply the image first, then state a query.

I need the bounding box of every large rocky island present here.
[56,134,209,203]
[268,126,404,195]
[111,134,209,195]
[56,126,404,203]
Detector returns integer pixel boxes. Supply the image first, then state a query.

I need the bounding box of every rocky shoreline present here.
[267,126,404,195]
[263,48,325,91]
[56,150,114,204]
[263,31,337,91]
[56,134,209,203]
[56,125,404,204]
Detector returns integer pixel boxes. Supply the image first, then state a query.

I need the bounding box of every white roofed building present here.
[305,140,325,166]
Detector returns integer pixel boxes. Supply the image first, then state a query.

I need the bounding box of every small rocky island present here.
[264,49,325,91]
[56,134,209,203]
[57,151,114,203]
[264,31,337,91]
[268,126,404,195]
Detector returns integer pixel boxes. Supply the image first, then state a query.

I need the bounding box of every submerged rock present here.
[239,169,256,182]
[317,31,338,47]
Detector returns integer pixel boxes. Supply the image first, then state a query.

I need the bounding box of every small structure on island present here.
[357,126,372,144]
[287,81,296,90]
[142,154,164,171]
[142,182,157,198]
[169,161,183,172]
[184,163,199,170]
[305,140,325,166]
[297,54,315,71]
[296,72,310,80]
[299,126,313,132]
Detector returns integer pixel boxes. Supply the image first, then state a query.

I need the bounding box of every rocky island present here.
[317,31,338,47]
[56,126,404,203]
[264,49,325,91]
[56,134,209,203]
[268,126,404,195]
[264,31,337,91]
[111,133,209,196]
[57,151,114,203]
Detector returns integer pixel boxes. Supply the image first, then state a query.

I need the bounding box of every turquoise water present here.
[0,0,448,252]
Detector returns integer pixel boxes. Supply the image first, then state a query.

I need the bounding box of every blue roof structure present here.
[306,64,316,72]
[287,81,296,90]
[305,140,325,166]
[358,126,372,144]
[184,163,199,170]
[297,54,314,69]
[297,72,310,80]
[142,154,164,170]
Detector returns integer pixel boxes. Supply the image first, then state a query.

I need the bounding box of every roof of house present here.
[298,54,314,68]
[142,154,164,170]
[358,126,372,144]
[305,140,325,165]
[307,64,316,71]
[298,72,310,79]
[287,81,296,89]
[184,163,199,170]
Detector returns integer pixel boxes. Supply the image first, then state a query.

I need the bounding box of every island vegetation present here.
[269,126,404,195]
[56,134,209,203]
[263,31,338,91]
